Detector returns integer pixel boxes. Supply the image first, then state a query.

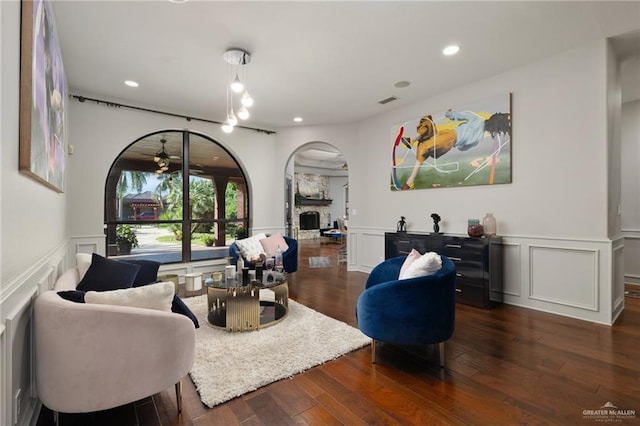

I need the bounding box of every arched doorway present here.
[286,142,349,262]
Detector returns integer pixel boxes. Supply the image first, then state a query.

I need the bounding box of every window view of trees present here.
[105,131,249,264]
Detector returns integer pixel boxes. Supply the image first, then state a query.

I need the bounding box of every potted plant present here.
[116,224,138,255]
[235,226,248,240]
[202,234,216,247]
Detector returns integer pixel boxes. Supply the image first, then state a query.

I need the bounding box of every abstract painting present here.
[19,0,67,193]
[390,94,511,191]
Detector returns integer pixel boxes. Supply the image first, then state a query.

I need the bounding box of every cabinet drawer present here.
[442,242,485,261]
[454,266,485,286]
[455,282,487,308]
[398,239,429,254]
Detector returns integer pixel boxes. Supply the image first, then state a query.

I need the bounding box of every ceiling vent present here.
[378,96,398,105]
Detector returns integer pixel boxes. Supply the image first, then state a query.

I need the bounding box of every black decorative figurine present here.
[397,216,407,232]
[431,213,441,234]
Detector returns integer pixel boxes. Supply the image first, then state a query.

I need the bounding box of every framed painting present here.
[19,0,67,193]
[390,93,512,191]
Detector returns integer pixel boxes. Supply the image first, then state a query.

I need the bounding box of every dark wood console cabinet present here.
[384,232,503,308]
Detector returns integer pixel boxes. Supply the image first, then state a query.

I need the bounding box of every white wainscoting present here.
[0,240,69,426]
[623,232,640,285]
[529,245,599,311]
[612,237,626,322]
[349,229,619,325]
[501,242,522,297]
[354,230,385,272]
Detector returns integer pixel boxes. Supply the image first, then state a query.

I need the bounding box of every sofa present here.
[229,234,298,273]
[34,262,196,415]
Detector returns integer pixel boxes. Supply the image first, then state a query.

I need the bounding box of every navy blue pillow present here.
[171,295,200,328]
[120,259,161,287]
[77,253,141,292]
[58,290,86,303]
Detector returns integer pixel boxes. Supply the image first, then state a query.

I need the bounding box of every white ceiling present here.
[51,1,640,134]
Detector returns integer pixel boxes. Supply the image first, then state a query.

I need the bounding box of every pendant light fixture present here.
[222,48,254,133]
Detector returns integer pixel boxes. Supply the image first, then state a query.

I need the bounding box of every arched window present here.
[105,130,249,264]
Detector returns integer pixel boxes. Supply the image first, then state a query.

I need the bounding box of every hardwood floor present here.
[38,239,640,425]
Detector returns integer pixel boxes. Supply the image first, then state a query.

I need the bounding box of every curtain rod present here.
[70,94,276,135]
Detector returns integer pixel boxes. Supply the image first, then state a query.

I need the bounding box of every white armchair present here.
[34,267,196,416]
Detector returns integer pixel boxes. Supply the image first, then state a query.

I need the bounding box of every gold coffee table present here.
[206,273,288,332]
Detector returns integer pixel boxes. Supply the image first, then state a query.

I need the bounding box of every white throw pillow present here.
[399,249,422,279]
[235,233,267,261]
[84,281,175,312]
[76,253,93,280]
[401,252,442,280]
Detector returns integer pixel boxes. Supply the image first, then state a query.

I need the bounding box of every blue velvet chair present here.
[356,255,456,366]
[229,236,298,273]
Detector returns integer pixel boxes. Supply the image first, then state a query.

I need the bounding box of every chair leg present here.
[371,339,377,363]
[438,341,445,368]
[175,380,183,413]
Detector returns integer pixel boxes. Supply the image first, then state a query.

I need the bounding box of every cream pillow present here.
[399,249,421,279]
[401,252,442,280]
[84,281,175,312]
[76,253,93,280]
[235,233,267,261]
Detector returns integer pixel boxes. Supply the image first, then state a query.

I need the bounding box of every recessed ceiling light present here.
[168,0,189,3]
[442,45,460,56]
[124,80,139,87]
[294,117,303,122]
[394,80,411,89]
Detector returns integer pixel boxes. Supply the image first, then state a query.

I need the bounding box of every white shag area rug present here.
[183,292,371,408]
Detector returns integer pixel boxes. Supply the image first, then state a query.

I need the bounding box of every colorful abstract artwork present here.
[390,94,511,191]
[19,0,67,193]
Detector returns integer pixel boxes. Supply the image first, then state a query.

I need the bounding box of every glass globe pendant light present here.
[237,105,249,120]
[230,74,244,93]
[241,91,254,108]
[221,48,253,133]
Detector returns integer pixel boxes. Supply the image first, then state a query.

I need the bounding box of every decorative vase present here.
[482,213,497,237]
[467,219,484,238]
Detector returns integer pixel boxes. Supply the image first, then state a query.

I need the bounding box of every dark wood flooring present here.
[38,239,640,425]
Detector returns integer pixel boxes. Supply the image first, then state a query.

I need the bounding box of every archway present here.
[285,142,349,263]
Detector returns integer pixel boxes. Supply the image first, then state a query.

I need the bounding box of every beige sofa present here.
[34,267,196,415]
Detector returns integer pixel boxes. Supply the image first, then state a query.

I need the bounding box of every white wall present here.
[622,99,640,285]
[1,2,70,424]
[1,2,68,288]
[278,40,619,324]
[66,99,280,239]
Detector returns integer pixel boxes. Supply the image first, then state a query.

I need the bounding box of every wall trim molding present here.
[501,242,522,296]
[0,239,69,304]
[622,229,640,238]
[528,245,599,311]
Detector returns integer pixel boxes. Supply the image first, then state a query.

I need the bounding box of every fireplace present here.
[299,211,320,230]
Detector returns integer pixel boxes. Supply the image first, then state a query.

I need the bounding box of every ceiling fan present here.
[153,139,182,174]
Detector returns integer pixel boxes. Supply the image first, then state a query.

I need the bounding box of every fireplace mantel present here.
[298,197,332,206]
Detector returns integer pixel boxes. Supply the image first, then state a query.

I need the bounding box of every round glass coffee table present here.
[206,273,288,332]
